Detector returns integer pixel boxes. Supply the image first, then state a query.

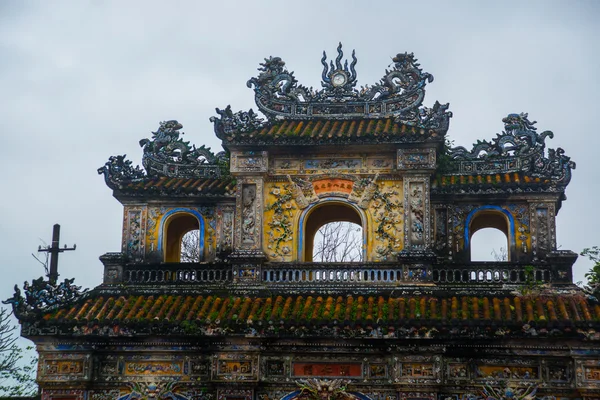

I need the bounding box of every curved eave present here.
[23,292,600,340]
[219,118,447,148]
[109,176,236,201]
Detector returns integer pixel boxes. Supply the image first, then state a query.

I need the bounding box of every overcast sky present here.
[0,1,599,301]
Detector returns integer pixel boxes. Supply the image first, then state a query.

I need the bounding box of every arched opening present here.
[302,202,364,262]
[164,213,201,262]
[313,221,363,262]
[180,229,201,262]
[468,211,510,262]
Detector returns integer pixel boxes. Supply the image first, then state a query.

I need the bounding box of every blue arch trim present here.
[464,205,515,249]
[158,208,205,260]
[297,198,367,261]
[281,391,301,400]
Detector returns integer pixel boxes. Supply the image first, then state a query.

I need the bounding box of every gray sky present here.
[1,0,599,299]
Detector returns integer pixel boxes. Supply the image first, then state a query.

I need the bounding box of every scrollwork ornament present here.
[214,43,450,131]
[97,154,145,189]
[446,113,575,187]
[3,277,89,320]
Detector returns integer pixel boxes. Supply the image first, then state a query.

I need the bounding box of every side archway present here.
[298,199,366,262]
[465,205,515,261]
[158,208,205,262]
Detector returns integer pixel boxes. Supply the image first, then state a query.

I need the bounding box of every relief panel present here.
[217,204,235,255]
[122,206,147,261]
[397,148,436,170]
[213,354,259,382]
[39,353,91,382]
[530,202,556,259]
[403,176,430,249]
[270,154,394,175]
[292,362,363,378]
[236,179,263,250]
[231,151,268,174]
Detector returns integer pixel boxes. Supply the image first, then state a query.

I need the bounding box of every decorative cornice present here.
[211,43,452,143]
[3,277,89,321]
[98,120,229,191]
[443,113,575,189]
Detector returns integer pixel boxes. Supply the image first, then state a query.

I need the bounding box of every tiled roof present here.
[220,118,443,145]
[115,176,236,197]
[431,172,559,194]
[36,293,600,338]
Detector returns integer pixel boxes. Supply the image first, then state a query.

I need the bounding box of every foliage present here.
[313,222,363,262]
[491,246,508,262]
[581,246,600,297]
[436,138,455,175]
[180,230,201,263]
[0,307,37,397]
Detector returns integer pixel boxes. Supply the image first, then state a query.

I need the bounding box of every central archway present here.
[299,200,365,262]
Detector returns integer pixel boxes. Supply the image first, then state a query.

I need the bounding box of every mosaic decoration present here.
[231,151,268,173]
[530,203,556,259]
[146,206,167,257]
[288,175,318,209]
[446,113,575,187]
[475,365,539,380]
[41,353,90,382]
[124,361,184,376]
[118,381,188,400]
[479,383,538,400]
[265,182,296,260]
[98,154,146,189]
[124,208,146,261]
[217,205,235,255]
[239,182,260,248]
[213,354,258,382]
[397,148,436,170]
[353,174,379,210]
[576,360,600,389]
[293,363,362,378]
[270,155,395,175]
[99,121,227,189]
[305,158,362,171]
[89,390,121,400]
[370,181,403,260]
[42,389,86,400]
[217,389,253,400]
[404,177,430,249]
[139,120,225,178]
[296,378,352,400]
[433,207,449,255]
[199,206,217,261]
[3,276,88,320]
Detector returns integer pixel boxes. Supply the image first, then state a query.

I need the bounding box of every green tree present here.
[581,246,600,297]
[0,307,37,397]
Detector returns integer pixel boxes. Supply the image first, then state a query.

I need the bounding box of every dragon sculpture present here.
[446,112,575,186]
[3,277,88,320]
[211,43,451,134]
[296,379,353,400]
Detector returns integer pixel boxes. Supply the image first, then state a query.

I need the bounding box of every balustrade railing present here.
[432,264,552,284]
[261,263,428,284]
[123,264,232,284]
[121,261,561,285]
